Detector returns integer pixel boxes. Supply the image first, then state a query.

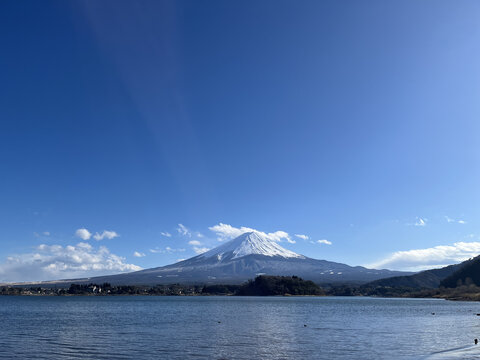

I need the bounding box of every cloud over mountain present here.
[368,241,480,271]
[209,223,295,243]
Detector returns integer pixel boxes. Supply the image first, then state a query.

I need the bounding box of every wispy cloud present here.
[317,239,332,245]
[414,217,427,227]
[93,230,119,241]
[0,243,141,283]
[208,223,295,243]
[177,224,191,237]
[188,240,202,246]
[149,248,163,254]
[445,216,466,224]
[160,232,172,237]
[149,247,186,254]
[193,247,210,254]
[75,228,92,240]
[34,231,51,237]
[133,251,145,258]
[295,234,309,240]
[166,246,184,252]
[367,242,480,271]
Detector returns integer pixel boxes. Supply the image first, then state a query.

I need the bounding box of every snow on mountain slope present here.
[199,231,304,260]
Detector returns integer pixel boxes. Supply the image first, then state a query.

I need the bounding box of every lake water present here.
[1,296,480,359]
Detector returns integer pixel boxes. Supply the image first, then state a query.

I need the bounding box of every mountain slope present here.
[363,263,461,289]
[440,255,480,288]
[14,232,411,286]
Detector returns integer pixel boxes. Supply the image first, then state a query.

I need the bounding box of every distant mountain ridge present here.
[363,263,461,289]
[440,255,480,288]
[9,231,411,287]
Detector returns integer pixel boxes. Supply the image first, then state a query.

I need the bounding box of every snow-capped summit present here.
[200,231,304,260]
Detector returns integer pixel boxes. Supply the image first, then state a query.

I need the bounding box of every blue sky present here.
[1,0,480,281]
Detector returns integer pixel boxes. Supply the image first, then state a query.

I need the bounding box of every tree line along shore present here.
[0,276,322,297]
[2,275,480,300]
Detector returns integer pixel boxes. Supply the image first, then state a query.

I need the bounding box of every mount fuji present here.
[30,231,410,286]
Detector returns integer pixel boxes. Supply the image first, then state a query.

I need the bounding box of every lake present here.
[1,296,480,359]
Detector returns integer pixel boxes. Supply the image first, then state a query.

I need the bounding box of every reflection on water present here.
[0,296,480,359]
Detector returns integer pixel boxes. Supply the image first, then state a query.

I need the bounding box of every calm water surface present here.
[1,296,480,359]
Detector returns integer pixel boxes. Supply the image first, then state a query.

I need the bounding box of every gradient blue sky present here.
[1,0,480,281]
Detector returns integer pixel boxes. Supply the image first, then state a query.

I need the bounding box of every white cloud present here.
[93,230,119,241]
[161,232,172,237]
[269,231,295,243]
[193,247,210,254]
[133,251,145,258]
[188,240,202,246]
[414,218,427,227]
[75,228,92,240]
[196,232,204,238]
[177,224,191,237]
[209,223,295,243]
[445,216,466,224]
[209,223,255,240]
[75,229,119,241]
[43,232,50,236]
[0,243,141,283]
[295,234,309,240]
[367,241,480,271]
[317,239,332,245]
